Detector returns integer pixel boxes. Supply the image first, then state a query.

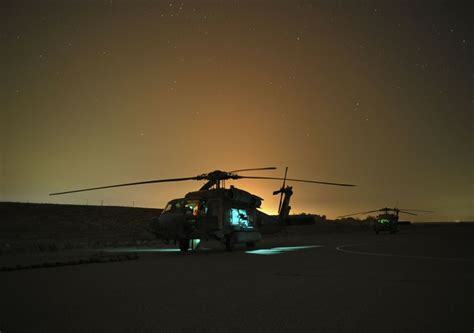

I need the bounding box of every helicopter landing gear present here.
[179,239,190,252]
[246,242,256,248]
[225,234,235,251]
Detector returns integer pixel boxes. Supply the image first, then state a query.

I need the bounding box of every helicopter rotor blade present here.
[337,209,382,218]
[239,176,356,187]
[398,210,418,216]
[229,167,277,173]
[49,177,199,196]
[278,167,288,214]
[398,209,434,213]
[338,207,431,219]
[50,168,355,196]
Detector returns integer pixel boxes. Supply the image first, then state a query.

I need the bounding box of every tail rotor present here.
[276,167,288,213]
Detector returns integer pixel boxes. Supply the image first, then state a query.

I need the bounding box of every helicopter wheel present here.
[225,235,235,252]
[246,242,256,248]
[179,239,190,252]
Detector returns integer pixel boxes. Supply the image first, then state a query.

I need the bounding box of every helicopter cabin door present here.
[202,199,221,231]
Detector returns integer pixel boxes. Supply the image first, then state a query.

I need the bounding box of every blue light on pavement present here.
[246,245,324,255]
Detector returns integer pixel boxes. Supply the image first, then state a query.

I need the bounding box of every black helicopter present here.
[50,167,355,251]
[338,207,433,234]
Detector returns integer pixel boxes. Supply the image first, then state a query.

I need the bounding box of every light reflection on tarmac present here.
[103,245,325,255]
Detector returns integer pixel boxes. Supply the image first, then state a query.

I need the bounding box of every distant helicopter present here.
[50,167,355,251]
[338,207,433,234]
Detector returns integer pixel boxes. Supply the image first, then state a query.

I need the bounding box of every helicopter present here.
[338,207,433,234]
[50,167,355,251]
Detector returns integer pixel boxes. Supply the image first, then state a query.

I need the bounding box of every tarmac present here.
[1,225,473,332]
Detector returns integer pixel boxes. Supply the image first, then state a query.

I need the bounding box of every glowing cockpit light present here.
[229,208,254,229]
[246,245,323,255]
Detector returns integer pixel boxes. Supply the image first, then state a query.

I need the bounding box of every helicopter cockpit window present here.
[198,202,208,215]
[184,200,207,216]
[229,208,253,229]
[162,200,207,215]
[162,200,186,214]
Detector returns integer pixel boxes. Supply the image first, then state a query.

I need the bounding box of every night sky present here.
[2,0,473,222]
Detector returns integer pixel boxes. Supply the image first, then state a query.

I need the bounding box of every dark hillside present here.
[2,202,469,255]
[0,202,162,253]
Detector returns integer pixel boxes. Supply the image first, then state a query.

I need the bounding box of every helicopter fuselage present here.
[150,186,268,250]
[374,213,399,234]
